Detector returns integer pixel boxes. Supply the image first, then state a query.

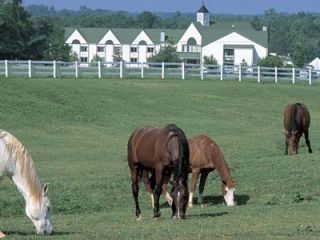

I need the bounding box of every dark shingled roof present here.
[197,2,209,13]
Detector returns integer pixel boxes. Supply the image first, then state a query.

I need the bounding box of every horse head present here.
[222,179,235,207]
[285,129,300,155]
[25,184,52,235]
[171,176,189,219]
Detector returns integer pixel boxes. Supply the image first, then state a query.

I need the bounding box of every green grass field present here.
[0,77,320,239]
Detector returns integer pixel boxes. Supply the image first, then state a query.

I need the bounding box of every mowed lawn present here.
[0,77,320,239]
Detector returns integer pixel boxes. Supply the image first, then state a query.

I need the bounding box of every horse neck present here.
[4,133,42,203]
[213,153,231,183]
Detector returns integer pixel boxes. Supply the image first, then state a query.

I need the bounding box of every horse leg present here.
[143,171,155,208]
[304,130,312,153]
[285,139,288,155]
[131,166,142,220]
[198,171,209,207]
[162,182,173,207]
[153,170,163,219]
[188,170,199,208]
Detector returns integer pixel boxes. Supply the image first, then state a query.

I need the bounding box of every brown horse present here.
[187,135,235,207]
[127,124,189,220]
[144,135,235,207]
[283,103,312,155]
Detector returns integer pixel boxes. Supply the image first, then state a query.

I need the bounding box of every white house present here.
[65,3,268,66]
[308,57,320,71]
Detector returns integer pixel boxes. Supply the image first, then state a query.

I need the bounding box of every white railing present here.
[0,60,319,84]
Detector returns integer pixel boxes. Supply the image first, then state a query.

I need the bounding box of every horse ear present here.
[43,183,49,196]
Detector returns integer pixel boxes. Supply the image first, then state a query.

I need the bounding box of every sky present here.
[22,0,320,15]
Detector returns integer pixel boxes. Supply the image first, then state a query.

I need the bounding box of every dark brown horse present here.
[144,135,235,207]
[127,124,189,220]
[283,103,312,155]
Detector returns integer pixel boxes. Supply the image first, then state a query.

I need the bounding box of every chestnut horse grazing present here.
[283,103,312,155]
[0,130,52,235]
[128,124,189,220]
[144,135,235,207]
[188,135,235,207]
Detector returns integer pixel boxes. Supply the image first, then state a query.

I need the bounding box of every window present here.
[72,39,80,44]
[80,57,88,63]
[147,47,154,53]
[97,46,105,52]
[223,49,234,65]
[80,46,87,52]
[130,58,138,63]
[131,47,137,53]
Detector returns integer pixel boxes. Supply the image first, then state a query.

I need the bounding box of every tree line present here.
[1,1,320,67]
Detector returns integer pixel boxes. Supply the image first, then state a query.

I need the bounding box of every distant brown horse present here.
[283,103,312,155]
[127,124,189,220]
[144,135,235,207]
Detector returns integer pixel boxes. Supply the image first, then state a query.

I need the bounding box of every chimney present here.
[160,32,165,43]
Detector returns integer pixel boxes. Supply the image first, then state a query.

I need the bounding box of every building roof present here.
[192,22,268,48]
[65,21,268,48]
[65,27,185,45]
[197,2,209,13]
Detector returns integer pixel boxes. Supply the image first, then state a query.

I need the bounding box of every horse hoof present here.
[136,215,142,221]
[188,203,193,208]
[200,204,204,208]
[153,212,161,219]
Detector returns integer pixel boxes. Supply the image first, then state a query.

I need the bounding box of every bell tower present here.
[197,2,210,26]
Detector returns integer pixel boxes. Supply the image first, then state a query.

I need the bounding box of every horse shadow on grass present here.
[160,194,250,208]
[201,194,250,206]
[2,230,76,237]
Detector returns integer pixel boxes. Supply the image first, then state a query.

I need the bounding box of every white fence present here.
[0,60,319,84]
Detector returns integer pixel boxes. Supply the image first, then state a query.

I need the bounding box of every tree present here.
[136,11,158,29]
[148,39,180,63]
[203,55,217,65]
[257,55,283,67]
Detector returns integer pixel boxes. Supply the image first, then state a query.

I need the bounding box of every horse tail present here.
[288,103,300,131]
[166,124,189,181]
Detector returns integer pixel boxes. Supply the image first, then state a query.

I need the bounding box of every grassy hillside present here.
[0,77,320,239]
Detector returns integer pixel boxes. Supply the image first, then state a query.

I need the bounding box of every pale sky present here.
[23,0,320,14]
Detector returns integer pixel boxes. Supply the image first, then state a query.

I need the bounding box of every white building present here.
[65,3,268,66]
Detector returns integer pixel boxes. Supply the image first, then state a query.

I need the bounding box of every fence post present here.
[238,65,241,82]
[75,61,78,78]
[181,62,185,80]
[28,60,32,78]
[275,67,278,83]
[220,65,223,80]
[162,62,165,79]
[98,61,101,79]
[308,68,312,85]
[120,61,123,79]
[292,68,295,84]
[53,60,56,78]
[141,62,144,79]
[258,66,261,83]
[200,64,204,80]
[5,60,8,77]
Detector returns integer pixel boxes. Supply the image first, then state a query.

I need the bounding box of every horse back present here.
[127,127,173,168]
[188,135,221,170]
[284,103,310,132]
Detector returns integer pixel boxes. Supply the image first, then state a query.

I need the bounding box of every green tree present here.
[203,55,217,65]
[257,55,283,67]
[136,11,158,29]
[148,44,180,63]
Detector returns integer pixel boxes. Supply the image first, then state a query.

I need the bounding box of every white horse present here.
[0,130,52,235]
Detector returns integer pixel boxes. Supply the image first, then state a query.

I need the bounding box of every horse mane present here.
[1,131,42,201]
[211,142,231,183]
[288,103,301,132]
[165,124,189,181]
